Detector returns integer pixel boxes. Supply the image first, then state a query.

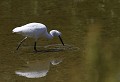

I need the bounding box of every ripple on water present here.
[44,44,80,51]
[21,44,79,52]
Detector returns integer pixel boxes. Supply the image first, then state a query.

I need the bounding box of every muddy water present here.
[0,0,120,82]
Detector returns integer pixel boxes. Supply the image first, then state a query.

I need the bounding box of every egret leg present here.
[34,41,38,52]
[16,37,27,50]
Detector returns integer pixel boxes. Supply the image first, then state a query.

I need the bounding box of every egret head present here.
[50,30,61,36]
[50,30,64,46]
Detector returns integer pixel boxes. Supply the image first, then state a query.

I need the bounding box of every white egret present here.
[12,23,64,52]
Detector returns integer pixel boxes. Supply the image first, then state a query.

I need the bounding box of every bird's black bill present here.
[58,35,64,46]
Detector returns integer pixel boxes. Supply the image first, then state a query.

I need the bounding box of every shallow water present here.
[15,58,62,78]
[0,0,120,82]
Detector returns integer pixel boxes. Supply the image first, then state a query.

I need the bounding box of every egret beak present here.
[58,35,64,46]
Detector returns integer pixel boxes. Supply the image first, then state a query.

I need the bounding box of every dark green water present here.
[0,0,120,82]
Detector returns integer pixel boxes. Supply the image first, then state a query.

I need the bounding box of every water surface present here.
[0,0,120,82]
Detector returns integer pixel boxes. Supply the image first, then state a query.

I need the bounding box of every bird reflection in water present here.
[15,58,62,78]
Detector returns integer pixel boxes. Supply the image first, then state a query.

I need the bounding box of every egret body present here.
[12,23,64,52]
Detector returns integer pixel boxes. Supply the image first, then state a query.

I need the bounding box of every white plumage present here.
[12,22,64,52]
